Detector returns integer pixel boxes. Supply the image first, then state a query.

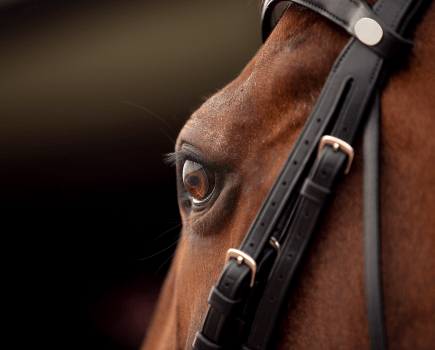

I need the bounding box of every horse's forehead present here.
[179,83,267,165]
[176,9,337,165]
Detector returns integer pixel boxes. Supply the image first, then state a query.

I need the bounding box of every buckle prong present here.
[225,249,257,287]
[269,237,281,255]
[318,135,354,174]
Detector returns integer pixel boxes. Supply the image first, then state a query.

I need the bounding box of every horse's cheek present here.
[179,233,228,346]
[140,251,180,350]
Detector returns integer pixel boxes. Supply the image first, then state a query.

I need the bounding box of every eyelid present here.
[192,185,216,206]
[167,148,214,170]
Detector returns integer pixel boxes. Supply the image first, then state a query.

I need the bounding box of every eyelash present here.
[164,151,204,167]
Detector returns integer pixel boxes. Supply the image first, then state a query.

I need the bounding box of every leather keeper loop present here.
[208,285,242,317]
[193,332,223,350]
[300,178,331,205]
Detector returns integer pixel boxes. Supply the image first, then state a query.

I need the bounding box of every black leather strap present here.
[229,12,387,350]
[194,332,223,350]
[193,0,427,349]
[246,147,348,350]
[300,178,331,205]
[363,92,387,350]
[291,0,411,60]
[261,0,291,42]
[243,1,426,349]
[261,0,412,60]
[208,286,243,317]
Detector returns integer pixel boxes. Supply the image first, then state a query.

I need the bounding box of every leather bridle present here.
[192,0,429,349]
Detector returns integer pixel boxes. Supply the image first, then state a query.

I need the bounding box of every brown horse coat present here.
[142,1,435,349]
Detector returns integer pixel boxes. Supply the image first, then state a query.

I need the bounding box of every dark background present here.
[1,0,262,349]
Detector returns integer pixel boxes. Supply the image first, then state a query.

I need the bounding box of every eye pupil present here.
[187,176,199,186]
[182,160,215,202]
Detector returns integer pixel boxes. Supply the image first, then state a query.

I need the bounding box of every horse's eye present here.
[182,160,215,203]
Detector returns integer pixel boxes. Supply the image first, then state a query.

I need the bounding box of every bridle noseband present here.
[192,0,429,349]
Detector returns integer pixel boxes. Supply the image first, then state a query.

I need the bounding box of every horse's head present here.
[142,1,435,349]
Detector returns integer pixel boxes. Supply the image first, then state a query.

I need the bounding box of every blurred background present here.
[1,0,262,349]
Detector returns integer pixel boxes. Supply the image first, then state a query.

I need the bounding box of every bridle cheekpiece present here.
[193,0,429,349]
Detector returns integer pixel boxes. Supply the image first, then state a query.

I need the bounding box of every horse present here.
[141,0,435,348]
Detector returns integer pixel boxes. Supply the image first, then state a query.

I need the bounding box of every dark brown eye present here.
[182,160,215,202]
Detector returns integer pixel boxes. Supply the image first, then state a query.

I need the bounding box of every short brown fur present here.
[142,1,435,349]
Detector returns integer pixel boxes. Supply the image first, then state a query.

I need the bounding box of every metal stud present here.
[354,18,383,46]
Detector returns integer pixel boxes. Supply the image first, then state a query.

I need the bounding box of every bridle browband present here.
[192,0,429,349]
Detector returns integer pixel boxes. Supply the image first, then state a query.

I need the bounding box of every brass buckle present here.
[225,249,257,287]
[317,135,354,175]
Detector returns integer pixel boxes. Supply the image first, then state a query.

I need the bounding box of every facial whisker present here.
[154,240,180,275]
[122,101,178,137]
[136,239,180,261]
[149,222,183,244]
[159,128,176,145]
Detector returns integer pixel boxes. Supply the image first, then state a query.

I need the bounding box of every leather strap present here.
[363,92,387,350]
[196,15,384,350]
[193,0,428,349]
[262,0,412,60]
[208,286,243,317]
[244,1,427,349]
[245,147,348,350]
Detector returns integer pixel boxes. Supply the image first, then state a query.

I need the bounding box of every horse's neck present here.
[379,5,435,348]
